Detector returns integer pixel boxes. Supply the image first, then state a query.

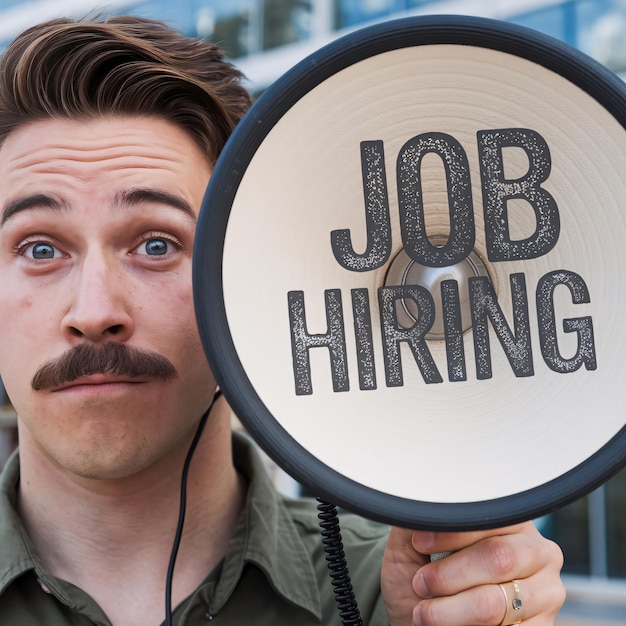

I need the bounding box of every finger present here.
[414,583,510,626]
[413,529,563,599]
[413,575,566,626]
[412,522,528,555]
[382,527,431,626]
[387,526,431,568]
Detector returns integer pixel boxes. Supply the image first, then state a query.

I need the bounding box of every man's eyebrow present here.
[113,188,197,221]
[1,194,64,226]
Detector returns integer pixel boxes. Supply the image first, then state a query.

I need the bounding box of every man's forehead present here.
[0,117,211,222]
[0,116,211,166]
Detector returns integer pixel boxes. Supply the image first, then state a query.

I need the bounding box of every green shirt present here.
[0,432,390,625]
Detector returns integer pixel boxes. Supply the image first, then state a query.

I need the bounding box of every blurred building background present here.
[0,0,624,623]
[2,0,626,88]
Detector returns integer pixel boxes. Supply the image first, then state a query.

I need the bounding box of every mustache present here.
[31,343,178,391]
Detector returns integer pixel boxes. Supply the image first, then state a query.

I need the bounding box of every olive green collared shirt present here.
[0,432,390,625]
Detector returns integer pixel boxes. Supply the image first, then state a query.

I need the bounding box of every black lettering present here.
[536,270,597,373]
[331,141,392,271]
[397,132,475,267]
[470,274,534,379]
[351,288,377,390]
[441,280,467,382]
[378,286,443,386]
[478,128,560,261]
[288,290,349,395]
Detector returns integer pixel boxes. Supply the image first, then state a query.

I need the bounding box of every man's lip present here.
[51,376,146,391]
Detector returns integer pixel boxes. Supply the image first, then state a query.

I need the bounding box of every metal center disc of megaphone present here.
[193,15,626,530]
[385,242,489,339]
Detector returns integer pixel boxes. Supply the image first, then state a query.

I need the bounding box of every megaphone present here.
[193,14,626,531]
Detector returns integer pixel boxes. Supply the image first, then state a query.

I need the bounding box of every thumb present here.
[382,527,430,626]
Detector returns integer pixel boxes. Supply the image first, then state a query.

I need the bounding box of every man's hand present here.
[381,522,565,625]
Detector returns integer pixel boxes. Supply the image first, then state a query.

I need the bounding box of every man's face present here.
[0,116,217,479]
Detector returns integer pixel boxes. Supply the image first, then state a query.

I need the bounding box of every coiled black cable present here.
[316,497,364,626]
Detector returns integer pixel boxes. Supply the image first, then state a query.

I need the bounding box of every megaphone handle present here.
[430,551,453,561]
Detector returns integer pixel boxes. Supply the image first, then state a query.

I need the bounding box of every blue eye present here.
[33,243,55,258]
[133,234,182,258]
[143,238,169,256]
[24,242,61,259]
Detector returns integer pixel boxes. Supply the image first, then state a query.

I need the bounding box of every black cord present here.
[163,397,362,626]
[316,498,363,626]
[164,389,223,626]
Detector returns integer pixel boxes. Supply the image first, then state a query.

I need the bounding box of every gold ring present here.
[498,580,523,626]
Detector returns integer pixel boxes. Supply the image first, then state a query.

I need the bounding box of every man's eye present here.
[24,242,62,259]
[138,237,170,256]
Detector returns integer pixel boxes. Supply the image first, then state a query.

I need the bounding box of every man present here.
[0,15,565,626]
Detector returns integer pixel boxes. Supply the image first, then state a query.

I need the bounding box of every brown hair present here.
[0,15,253,165]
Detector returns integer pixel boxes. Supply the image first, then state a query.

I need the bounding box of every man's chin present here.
[53,444,158,482]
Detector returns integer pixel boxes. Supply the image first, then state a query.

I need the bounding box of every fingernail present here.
[412,531,435,552]
[413,570,430,598]
[412,603,423,626]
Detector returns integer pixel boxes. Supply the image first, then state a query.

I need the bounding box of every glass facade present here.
[210,0,313,57]
[3,0,626,70]
[545,470,626,580]
[510,0,626,70]
[607,470,626,578]
[92,0,316,58]
[334,0,439,29]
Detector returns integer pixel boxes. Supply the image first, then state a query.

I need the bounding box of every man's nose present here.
[62,252,134,343]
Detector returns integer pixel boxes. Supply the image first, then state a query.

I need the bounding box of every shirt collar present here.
[210,431,322,619]
[0,450,39,593]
